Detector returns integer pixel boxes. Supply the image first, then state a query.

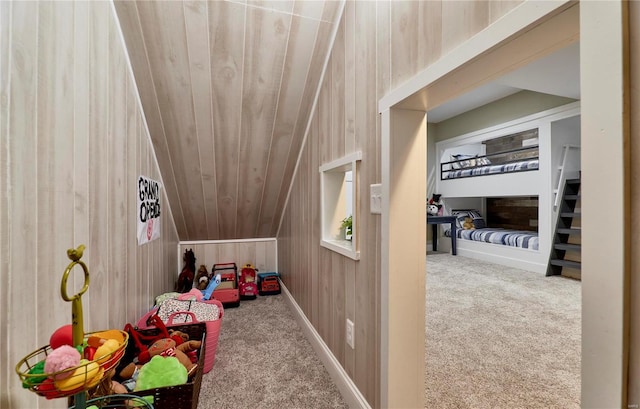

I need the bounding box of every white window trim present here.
[319,151,362,260]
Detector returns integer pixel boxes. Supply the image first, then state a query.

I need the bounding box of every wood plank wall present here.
[178,240,277,279]
[0,2,179,408]
[277,1,523,407]
[628,0,640,403]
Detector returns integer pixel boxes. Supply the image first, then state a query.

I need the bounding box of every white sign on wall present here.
[137,175,161,245]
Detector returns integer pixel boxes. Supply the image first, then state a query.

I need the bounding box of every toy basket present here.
[16,330,129,399]
[126,322,206,409]
[69,393,154,408]
[136,299,223,374]
[14,245,129,408]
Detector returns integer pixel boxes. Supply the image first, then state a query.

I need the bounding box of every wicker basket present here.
[15,330,129,399]
[68,393,154,408]
[126,322,206,409]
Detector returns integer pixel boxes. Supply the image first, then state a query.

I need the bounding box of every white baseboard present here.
[280,283,371,409]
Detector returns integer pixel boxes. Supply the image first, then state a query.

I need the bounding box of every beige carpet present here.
[197,294,348,409]
[425,252,581,409]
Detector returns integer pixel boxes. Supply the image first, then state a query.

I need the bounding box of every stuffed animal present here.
[175,249,196,293]
[428,194,443,216]
[119,337,201,380]
[134,355,187,392]
[195,265,210,290]
[462,217,475,230]
[427,204,439,216]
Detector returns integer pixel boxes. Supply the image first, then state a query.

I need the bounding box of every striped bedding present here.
[446,228,539,251]
[443,159,539,179]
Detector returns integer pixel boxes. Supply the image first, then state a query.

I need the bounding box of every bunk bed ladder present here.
[547,177,581,278]
[553,144,581,209]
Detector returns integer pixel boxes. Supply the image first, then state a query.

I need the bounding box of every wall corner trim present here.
[281,283,371,409]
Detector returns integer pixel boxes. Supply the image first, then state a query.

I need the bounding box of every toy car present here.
[239,263,258,300]
[257,272,281,296]
[212,262,240,308]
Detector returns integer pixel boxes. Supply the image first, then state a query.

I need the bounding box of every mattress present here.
[442,159,539,180]
[445,227,539,251]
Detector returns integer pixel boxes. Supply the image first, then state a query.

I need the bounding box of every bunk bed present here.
[433,102,581,273]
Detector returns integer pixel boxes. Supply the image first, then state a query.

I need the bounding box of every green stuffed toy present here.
[134,355,188,403]
[135,355,187,391]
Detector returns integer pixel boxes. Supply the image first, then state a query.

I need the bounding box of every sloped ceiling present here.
[114,0,342,240]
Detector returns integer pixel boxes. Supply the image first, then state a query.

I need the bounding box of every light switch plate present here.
[370,184,382,214]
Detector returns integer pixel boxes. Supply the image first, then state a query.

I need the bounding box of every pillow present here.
[452,210,470,229]
[453,209,486,229]
[451,154,491,168]
[451,154,476,169]
[477,156,491,166]
[450,156,461,170]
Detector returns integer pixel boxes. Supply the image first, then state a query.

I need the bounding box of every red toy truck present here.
[212,262,240,308]
[257,272,281,296]
[239,263,259,300]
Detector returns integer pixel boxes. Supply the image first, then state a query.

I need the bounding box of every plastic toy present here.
[239,264,258,300]
[201,273,221,301]
[211,263,240,307]
[257,272,281,296]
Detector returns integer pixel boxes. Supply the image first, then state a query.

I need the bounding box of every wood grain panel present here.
[318,67,332,164]
[292,0,324,21]
[184,0,220,239]
[418,0,442,71]
[441,0,490,55]
[272,20,335,235]
[247,0,293,14]
[628,1,640,403]
[88,0,111,332]
[126,83,140,318]
[345,1,356,153]
[353,1,377,403]
[208,0,245,239]
[489,0,524,22]
[236,6,291,236]
[37,0,77,344]
[257,15,320,237]
[136,1,207,239]
[331,17,345,159]
[390,1,420,87]
[109,14,128,327]
[4,2,40,407]
[0,1,10,405]
[179,240,277,275]
[321,0,343,24]
[2,3,180,406]
[113,0,188,239]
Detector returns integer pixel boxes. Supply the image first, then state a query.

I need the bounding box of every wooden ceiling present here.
[114,0,342,240]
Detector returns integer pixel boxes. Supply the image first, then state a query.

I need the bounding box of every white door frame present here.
[379,1,630,408]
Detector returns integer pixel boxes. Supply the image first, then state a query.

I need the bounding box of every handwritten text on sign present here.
[137,175,161,245]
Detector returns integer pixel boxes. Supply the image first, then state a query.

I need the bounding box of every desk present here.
[427,215,457,255]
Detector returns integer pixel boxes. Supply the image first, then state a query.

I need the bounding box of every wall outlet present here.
[346,319,355,349]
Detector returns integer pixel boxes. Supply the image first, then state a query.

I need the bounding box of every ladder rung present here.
[550,259,581,269]
[560,212,580,218]
[557,228,581,235]
[554,243,581,251]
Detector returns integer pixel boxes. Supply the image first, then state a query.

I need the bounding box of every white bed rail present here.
[553,144,581,208]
